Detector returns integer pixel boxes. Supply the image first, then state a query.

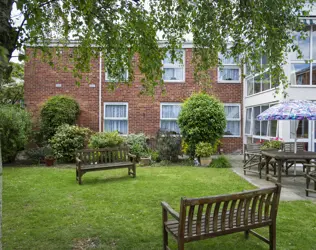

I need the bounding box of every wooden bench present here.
[162,184,281,250]
[75,146,136,185]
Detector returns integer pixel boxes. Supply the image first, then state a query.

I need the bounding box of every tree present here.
[0,62,24,104]
[178,93,226,158]
[0,0,315,247]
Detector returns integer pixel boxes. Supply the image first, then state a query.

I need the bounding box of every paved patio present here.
[226,154,316,201]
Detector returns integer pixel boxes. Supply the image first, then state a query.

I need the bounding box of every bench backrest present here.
[282,142,305,152]
[77,146,130,165]
[244,143,261,154]
[178,185,281,239]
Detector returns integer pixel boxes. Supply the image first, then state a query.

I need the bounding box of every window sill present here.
[163,80,185,83]
[223,135,241,138]
[289,85,316,88]
[218,81,240,84]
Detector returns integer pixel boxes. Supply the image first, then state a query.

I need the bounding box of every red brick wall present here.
[24,48,243,153]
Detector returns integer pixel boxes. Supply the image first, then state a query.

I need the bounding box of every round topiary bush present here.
[0,105,32,162]
[178,93,226,157]
[49,124,92,162]
[40,95,80,141]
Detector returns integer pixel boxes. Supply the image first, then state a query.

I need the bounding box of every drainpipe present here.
[99,52,102,132]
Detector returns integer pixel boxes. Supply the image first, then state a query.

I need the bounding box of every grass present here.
[3,166,316,250]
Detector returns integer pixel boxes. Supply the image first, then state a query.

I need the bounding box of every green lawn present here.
[3,166,316,250]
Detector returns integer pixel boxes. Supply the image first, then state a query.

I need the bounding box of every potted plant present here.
[44,154,56,166]
[260,140,282,151]
[195,142,215,166]
[140,152,151,166]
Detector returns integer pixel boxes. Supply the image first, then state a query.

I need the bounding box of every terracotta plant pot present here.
[200,156,212,166]
[45,158,55,166]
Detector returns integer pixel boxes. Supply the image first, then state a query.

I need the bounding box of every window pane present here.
[224,121,240,136]
[262,73,270,91]
[163,50,183,64]
[104,120,128,134]
[106,69,128,81]
[163,68,184,81]
[160,120,180,133]
[291,120,309,139]
[247,78,254,96]
[105,105,127,118]
[162,105,181,119]
[312,26,316,59]
[290,64,310,85]
[224,106,240,119]
[254,75,261,93]
[313,64,316,85]
[245,108,252,135]
[269,120,277,137]
[290,27,310,60]
[219,68,239,81]
[261,106,269,136]
[220,56,237,64]
[253,107,261,136]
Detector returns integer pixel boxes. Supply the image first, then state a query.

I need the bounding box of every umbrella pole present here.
[294,136,297,180]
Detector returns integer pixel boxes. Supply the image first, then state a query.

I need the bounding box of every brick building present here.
[24,42,243,153]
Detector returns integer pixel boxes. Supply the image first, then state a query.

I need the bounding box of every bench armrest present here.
[128,153,136,158]
[161,201,180,221]
[76,157,81,167]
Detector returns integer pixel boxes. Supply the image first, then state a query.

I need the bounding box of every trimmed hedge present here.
[178,93,226,157]
[40,95,80,140]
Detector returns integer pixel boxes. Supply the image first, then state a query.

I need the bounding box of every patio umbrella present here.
[257,100,316,176]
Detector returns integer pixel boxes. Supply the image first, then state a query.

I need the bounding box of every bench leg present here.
[269,223,276,250]
[133,164,136,178]
[162,208,168,250]
[244,230,250,239]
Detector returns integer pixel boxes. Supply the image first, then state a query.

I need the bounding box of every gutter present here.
[99,52,102,132]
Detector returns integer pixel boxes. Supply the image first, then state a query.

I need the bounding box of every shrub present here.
[156,130,181,162]
[195,142,216,157]
[0,105,32,162]
[126,133,149,159]
[260,140,282,150]
[178,93,226,157]
[40,95,80,140]
[209,156,232,168]
[149,149,160,162]
[25,145,53,164]
[49,124,92,162]
[88,131,124,149]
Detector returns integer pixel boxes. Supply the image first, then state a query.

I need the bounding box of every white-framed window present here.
[245,108,252,135]
[104,102,128,135]
[105,69,128,82]
[245,103,278,140]
[289,24,316,85]
[160,103,182,133]
[218,55,240,83]
[224,104,241,137]
[163,50,185,82]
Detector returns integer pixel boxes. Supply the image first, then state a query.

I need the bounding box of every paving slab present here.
[226,154,316,201]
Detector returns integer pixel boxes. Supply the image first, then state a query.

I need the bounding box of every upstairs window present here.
[218,56,240,83]
[104,103,128,135]
[160,103,182,133]
[163,50,185,82]
[105,69,128,82]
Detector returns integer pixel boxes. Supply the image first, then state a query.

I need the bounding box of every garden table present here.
[262,150,316,183]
